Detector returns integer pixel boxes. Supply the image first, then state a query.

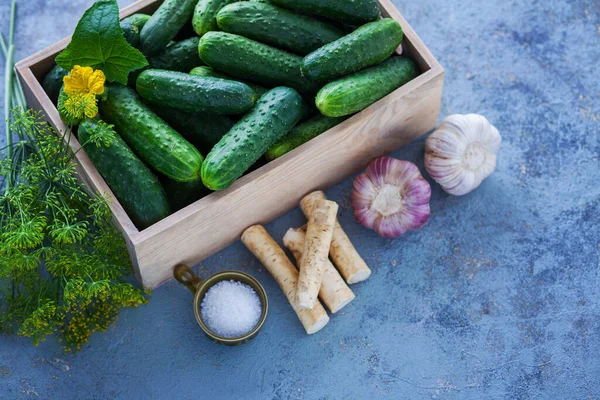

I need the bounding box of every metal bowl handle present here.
[173,264,204,294]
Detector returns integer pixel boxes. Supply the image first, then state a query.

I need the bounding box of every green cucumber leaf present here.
[55,0,148,85]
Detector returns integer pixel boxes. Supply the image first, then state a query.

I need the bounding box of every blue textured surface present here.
[1,0,599,398]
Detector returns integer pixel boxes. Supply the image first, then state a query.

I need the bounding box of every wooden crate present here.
[16,0,444,289]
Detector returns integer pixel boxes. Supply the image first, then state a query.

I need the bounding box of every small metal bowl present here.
[173,264,268,346]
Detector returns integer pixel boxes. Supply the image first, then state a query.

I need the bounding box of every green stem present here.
[15,72,27,107]
[4,45,15,187]
[0,34,7,56]
[3,0,18,189]
[12,73,26,110]
[9,0,17,46]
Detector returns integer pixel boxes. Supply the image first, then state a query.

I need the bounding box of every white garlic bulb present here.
[425,114,501,196]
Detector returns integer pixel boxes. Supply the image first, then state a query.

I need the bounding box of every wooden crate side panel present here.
[134,70,444,288]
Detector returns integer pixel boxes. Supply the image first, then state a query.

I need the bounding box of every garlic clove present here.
[352,157,431,238]
[425,114,501,196]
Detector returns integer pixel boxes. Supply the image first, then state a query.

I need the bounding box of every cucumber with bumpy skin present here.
[302,18,404,82]
[316,57,419,117]
[189,66,268,98]
[147,37,203,72]
[192,0,238,36]
[268,0,380,25]
[98,83,203,182]
[216,2,344,55]
[140,0,198,55]
[121,13,150,48]
[78,118,170,229]
[43,65,69,104]
[151,106,235,153]
[198,32,321,94]
[265,114,346,160]
[202,87,303,190]
[128,37,203,87]
[136,69,256,115]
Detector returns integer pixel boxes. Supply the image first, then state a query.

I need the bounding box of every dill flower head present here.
[2,215,47,249]
[79,119,116,147]
[63,91,98,119]
[49,219,89,245]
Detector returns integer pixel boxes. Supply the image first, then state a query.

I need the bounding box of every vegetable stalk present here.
[241,225,329,334]
[300,191,372,283]
[283,227,355,313]
[295,199,338,310]
[3,0,18,186]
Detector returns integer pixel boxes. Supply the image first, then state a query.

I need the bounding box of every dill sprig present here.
[0,108,149,352]
[1,1,148,351]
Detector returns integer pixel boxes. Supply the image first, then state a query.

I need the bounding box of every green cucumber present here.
[265,114,345,160]
[202,87,303,190]
[140,0,198,55]
[316,57,419,117]
[78,118,170,229]
[147,37,203,72]
[189,66,269,98]
[98,83,203,182]
[216,2,343,55]
[302,18,403,81]
[136,69,256,115]
[162,176,208,212]
[192,0,238,36]
[189,66,229,79]
[198,32,320,94]
[268,0,380,25]
[128,37,203,88]
[121,13,150,48]
[152,106,235,153]
[42,65,69,104]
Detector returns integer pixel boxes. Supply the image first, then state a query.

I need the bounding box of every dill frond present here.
[0,108,149,351]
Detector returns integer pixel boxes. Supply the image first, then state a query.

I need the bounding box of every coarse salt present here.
[200,280,262,338]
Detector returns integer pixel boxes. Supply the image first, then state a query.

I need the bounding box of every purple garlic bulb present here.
[352,157,431,238]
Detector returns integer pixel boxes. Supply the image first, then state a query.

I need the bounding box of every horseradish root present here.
[283,227,355,313]
[300,191,371,284]
[296,199,339,310]
[241,225,329,334]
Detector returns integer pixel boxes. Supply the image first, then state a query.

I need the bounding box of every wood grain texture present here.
[15,0,444,289]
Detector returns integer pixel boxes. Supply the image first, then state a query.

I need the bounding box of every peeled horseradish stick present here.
[283,227,355,313]
[296,199,339,310]
[300,191,372,284]
[241,225,329,334]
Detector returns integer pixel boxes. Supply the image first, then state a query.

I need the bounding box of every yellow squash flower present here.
[60,66,105,121]
[63,66,105,96]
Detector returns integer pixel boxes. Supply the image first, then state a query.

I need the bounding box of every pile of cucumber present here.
[43,0,419,230]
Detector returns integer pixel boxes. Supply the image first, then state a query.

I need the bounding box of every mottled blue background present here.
[1,0,599,399]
